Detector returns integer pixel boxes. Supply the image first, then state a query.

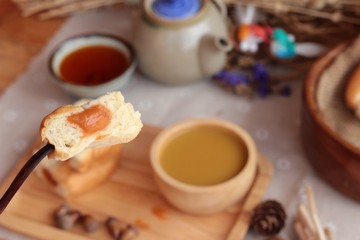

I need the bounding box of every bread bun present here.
[36,145,122,198]
[68,146,109,173]
[40,92,142,161]
[345,64,360,115]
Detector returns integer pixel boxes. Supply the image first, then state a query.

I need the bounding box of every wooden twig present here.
[324,227,335,240]
[12,0,42,3]
[22,0,78,17]
[306,185,326,240]
[298,204,317,235]
[294,185,334,240]
[294,220,308,240]
[226,0,360,7]
[37,0,123,19]
[227,0,360,24]
[11,0,127,19]
[341,0,360,6]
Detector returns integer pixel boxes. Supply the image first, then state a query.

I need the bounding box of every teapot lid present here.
[152,0,201,20]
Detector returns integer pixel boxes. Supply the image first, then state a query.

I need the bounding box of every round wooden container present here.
[301,41,360,202]
[150,118,258,215]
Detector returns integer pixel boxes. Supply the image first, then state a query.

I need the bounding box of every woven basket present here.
[301,37,360,202]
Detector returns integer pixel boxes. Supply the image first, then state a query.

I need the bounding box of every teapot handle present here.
[211,0,227,19]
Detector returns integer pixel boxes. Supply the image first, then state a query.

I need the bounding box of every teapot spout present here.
[199,35,233,77]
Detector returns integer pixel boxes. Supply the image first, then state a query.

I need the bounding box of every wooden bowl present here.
[301,41,360,202]
[150,118,258,215]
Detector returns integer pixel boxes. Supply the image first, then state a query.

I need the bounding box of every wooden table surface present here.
[0,0,65,93]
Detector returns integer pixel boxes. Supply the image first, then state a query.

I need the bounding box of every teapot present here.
[133,0,233,84]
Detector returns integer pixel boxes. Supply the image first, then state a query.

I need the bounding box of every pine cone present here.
[250,200,287,236]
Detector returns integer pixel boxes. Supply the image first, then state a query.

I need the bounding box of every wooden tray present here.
[0,124,273,240]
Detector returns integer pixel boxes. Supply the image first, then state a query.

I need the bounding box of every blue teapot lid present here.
[152,0,201,20]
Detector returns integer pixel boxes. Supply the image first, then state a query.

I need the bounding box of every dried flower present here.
[278,86,292,97]
[213,70,249,86]
[252,63,270,97]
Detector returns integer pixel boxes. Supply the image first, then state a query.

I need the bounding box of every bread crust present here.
[40,92,142,161]
[345,64,360,112]
[36,144,122,198]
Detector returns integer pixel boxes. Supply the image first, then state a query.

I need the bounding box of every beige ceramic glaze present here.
[133,0,233,85]
[150,118,258,215]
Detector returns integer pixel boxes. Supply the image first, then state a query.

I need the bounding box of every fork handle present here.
[0,143,54,215]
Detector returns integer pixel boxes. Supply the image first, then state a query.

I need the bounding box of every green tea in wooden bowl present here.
[150,118,258,215]
[160,126,248,186]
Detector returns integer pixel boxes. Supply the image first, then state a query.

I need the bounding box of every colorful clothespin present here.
[270,28,296,59]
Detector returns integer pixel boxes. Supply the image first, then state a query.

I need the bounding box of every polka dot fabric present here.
[0,8,355,240]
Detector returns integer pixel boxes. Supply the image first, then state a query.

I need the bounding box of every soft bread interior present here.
[40,92,142,161]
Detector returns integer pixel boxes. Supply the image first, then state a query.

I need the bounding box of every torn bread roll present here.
[40,91,142,161]
[69,149,98,173]
[345,64,360,117]
[36,145,122,198]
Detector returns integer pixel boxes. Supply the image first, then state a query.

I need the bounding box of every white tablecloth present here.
[0,8,358,240]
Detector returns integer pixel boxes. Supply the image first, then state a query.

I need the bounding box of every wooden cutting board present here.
[0,124,273,240]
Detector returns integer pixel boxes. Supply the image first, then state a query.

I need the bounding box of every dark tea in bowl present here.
[49,34,137,98]
[150,118,258,215]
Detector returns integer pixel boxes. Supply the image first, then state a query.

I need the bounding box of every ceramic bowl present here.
[150,118,258,215]
[49,34,137,98]
[301,41,360,202]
